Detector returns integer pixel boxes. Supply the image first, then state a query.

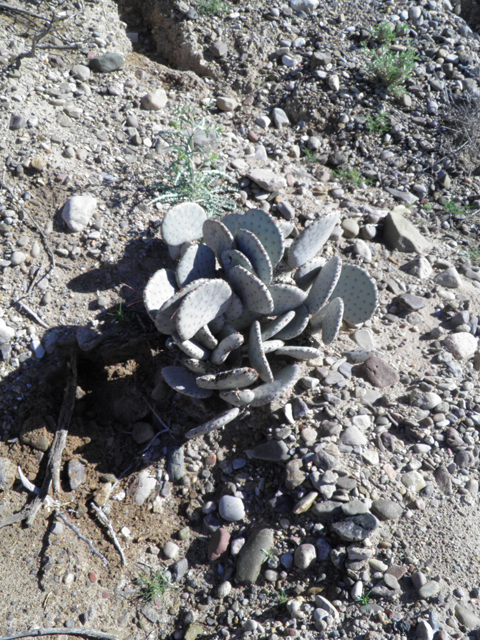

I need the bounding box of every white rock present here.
[216,96,238,112]
[405,255,433,280]
[416,620,434,640]
[434,266,462,288]
[290,0,319,13]
[361,449,379,464]
[0,319,15,344]
[133,470,157,506]
[351,581,363,600]
[401,470,426,493]
[247,168,287,192]
[62,195,97,232]
[255,116,271,129]
[294,543,316,569]
[141,88,167,111]
[341,426,367,446]
[315,594,339,620]
[273,108,290,128]
[163,541,179,559]
[31,336,45,359]
[443,333,478,360]
[328,74,340,91]
[217,581,232,598]
[353,239,372,261]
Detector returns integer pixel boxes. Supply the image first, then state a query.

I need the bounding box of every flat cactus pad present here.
[162,202,206,246]
[287,212,339,269]
[162,365,213,399]
[176,279,233,341]
[330,263,377,324]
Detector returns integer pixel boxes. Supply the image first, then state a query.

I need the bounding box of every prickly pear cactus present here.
[145,205,378,438]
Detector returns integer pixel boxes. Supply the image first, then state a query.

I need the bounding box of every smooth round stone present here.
[132,421,155,444]
[354,328,375,350]
[236,528,273,584]
[293,491,318,514]
[0,319,15,344]
[163,541,179,559]
[443,333,478,360]
[10,251,26,266]
[141,88,167,111]
[418,581,440,599]
[219,495,245,521]
[208,527,231,561]
[341,426,367,446]
[265,569,279,582]
[341,218,359,238]
[294,543,316,569]
[217,581,232,598]
[455,604,480,629]
[68,459,85,491]
[401,471,426,493]
[167,446,185,482]
[89,52,125,72]
[133,471,156,506]
[416,621,434,640]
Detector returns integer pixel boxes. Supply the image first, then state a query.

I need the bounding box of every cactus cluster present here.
[144,203,378,439]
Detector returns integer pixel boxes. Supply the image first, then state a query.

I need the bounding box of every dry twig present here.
[90,502,127,566]
[0,351,77,529]
[0,628,118,640]
[15,300,50,330]
[55,510,109,566]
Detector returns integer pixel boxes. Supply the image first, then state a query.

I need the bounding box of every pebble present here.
[251,440,290,461]
[455,604,480,629]
[341,426,367,446]
[216,96,238,111]
[141,89,167,110]
[167,446,185,482]
[0,458,16,491]
[68,459,85,491]
[132,422,155,444]
[10,251,26,266]
[89,52,125,72]
[434,267,462,288]
[331,513,379,542]
[62,195,97,232]
[360,356,399,388]
[443,333,478,360]
[163,541,179,559]
[371,499,403,520]
[294,543,316,569]
[0,320,15,344]
[133,471,156,506]
[236,528,274,584]
[208,528,231,561]
[218,495,245,521]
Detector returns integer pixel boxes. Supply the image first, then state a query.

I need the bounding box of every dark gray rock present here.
[384,187,419,205]
[10,115,26,130]
[68,459,85,491]
[330,513,379,542]
[371,499,403,520]
[383,211,431,253]
[251,440,290,461]
[236,528,274,584]
[313,447,339,470]
[89,52,125,72]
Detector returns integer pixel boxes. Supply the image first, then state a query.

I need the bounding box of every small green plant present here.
[372,22,408,44]
[366,110,390,134]
[303,148,318,162]
[468,247,480,265]
[276,589,289,607]
[148,107,237,218]
[355,589,372,612]
[365,44,417,95]
[133,569,172,603]
[443,200,465,216]
[107,302,130,325]
[197,0,228,15]
[333,166,363,187]
[261,547,276,562]
[423,202,433,212]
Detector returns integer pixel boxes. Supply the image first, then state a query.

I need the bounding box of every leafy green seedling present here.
[366,110,390,133]
[355,589,372,613]
[333,166,364,187]
[198,0,229,15]
[303,148,318,162]
[107,302,131,325]
[276,589,289,607]
[365,44,417,94]
[443,200,465,216]
[133,569,172,603]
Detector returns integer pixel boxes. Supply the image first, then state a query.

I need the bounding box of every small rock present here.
[251,440,290,461]
[0,458,16,491]
[361,356,399,388]
[443,333,478,360]
[133,470,156,506]
[216,96,238,112]
[331,513,379,542]
[435,267,462,288]
[273,108,290,129]
[341,426,367,446]
[10,251,26,266]
[247,168,287,192]
[132,422,155,444]
[163,541,179,559]
[416,620,434,640]
[383,211,431,253]
[89,52,124,72]
[62,195,97,232]
[68,459,85,491]
[141,89,167,111]
[294,543,316,569]
[219,495,245,521]
[71,64,90,81]
[371,499,403,520]
[167,446,185,482]
[208,527,231,561]
[236,528,274,584]
[455,604,480,629]
[0,319,15,344]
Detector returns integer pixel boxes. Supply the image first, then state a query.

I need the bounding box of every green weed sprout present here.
[133,569,172,603]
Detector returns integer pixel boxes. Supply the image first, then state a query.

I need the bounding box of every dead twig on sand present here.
[15,300,50,330]
[90,502,127,566]
[0,628,119,640]
[55,510,109,566]
[8,12,56,70]
[0,351,77,529]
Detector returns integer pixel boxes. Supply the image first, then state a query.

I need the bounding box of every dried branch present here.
[90,502,127,566]
[0,2,53,22]
[8,11,56,70]
[55,510,109,566]
[15,300,50,329]
[0,627,118,640]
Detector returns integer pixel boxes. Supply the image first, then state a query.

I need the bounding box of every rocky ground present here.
[0,0,480,639]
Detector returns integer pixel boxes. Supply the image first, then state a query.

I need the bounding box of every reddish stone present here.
[88,572,97,583]
[286,174,295,187]
[205,453,217,467]
[360,356,399,389]
[385,564,407,580]
[87,51,97,59]
[208,527,231,562]
[101,590,110,599]
[248,130,259,142]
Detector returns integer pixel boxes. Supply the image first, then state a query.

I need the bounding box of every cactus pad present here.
[194,325,218,350]
[155,278,209,334]
[171,332,211,361]
[182,358,217,374]
[261,310,296,341]
[287,212,339,269]
[208,314,225,335]
[237,208,284,266]
[221,249,254,277]
[176,244,216,288]
[203,219,234,260]
[306,255,342,314]
[294,257,326,290]
[176,279,233,341]
[268,284,308,315]
[319,297,344,345]
[221,212,243,236]
[229,265,274,315]
[162,202,206,246]
[274,304,310,340]
[211,332,244,365]
[249,321,274,383]
[185,407,240,439]
[162,365,213,398]
[196,367,259,390]
[250,364,302,407]
[144,268,177,321]
[330,264,377,324]
[234,228,273,285]
[275,346,321,360]
[224,292,243,320]
[219,389,255,407]
[263,339,285,353]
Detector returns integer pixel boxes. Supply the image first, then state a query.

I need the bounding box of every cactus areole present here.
[143,203,378,439]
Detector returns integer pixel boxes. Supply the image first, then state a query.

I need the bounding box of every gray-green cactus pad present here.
[162,202,206,246]
[250,363,302,407]
[182,358,217,374]
[263,339,285,353]
[221,249,254,277]
[320,297,344,345]
[269,284,308,315]
[208,314,225,335]
[171,332,211,361]
[276,219,295,239]
[229,265,274,315]
[234,228,273,285]
[221,212,243,236]
[287,212,339,269]
[224,292,243,320]
[203,219,234,260]
[275,346,321,360]
[330,263,377,324]
[196,367,259,390]
[144,268,177,321]
[248,321,274,383]
[211,332,244,365]
[185,407,240,439]
[155,278,209,334]
[194,325,218,350]
[274,304,310,340]
[294,257,326,290]
[237,209,284,266]
[306,255,342,314]
[162,365,213,399]
[219,389,255,407]
[176,244,216,288]
[176,279,233,341]
[261,310,296,341]
[230,307,263,331]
